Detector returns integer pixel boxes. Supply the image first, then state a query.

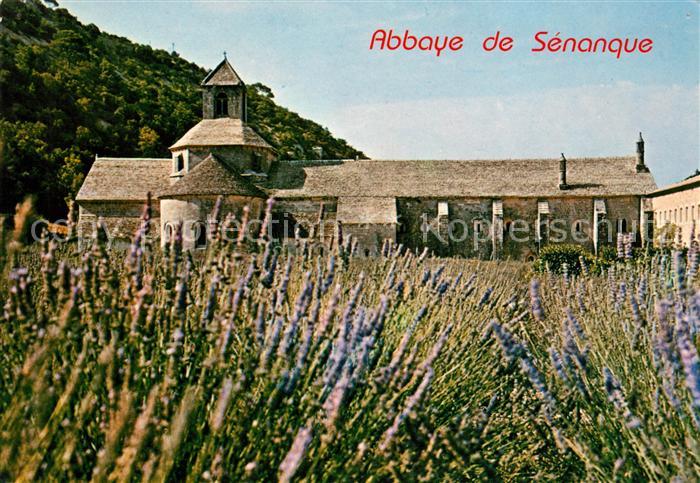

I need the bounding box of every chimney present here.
[635,132,649,172]
[559,153,568,190]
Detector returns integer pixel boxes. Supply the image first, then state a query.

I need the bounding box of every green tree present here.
[138,126,161,157]
[57,153,84,203]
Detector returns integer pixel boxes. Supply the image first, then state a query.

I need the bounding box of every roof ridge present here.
[95,157,171,161]
[201,58,244,86]
[355,156,636,162]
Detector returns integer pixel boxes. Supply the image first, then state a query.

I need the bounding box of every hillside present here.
[0,0,365,218]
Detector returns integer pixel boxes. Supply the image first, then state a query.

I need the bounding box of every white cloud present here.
[325,83,699,186]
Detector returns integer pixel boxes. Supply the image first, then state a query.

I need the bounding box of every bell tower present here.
[201,54,247,121]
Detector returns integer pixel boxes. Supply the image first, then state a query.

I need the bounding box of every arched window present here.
[215,92,229,117]
[574,221,584,234]
[194,222,207,249]
[618,218,627,233]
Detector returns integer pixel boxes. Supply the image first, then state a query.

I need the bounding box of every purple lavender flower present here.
[677,331,700,412]
[436,281,449,297]
[637,276,648,305]
[322,256,335,294]
[278,426,312,483]
[489,321,525,361]
[254,303,266,347]
[549,348,568,382]
[617,233,624,259]
[201,274,221,325]
[603,367,642,430]
[566,308,586,341]
[478,287,493,308]
[378,306,427,385]
[380,367,434,451]
[430,265,445,288]
[624,233,633,260]
[673,250,686,291]
[530,279,545,321]
[451,272,463,291]
[520,357,555,408]
[421,268,431,286]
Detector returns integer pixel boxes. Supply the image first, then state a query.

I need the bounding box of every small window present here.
[175,154,184,172]
[474,220,483,235]
[492,200,503,216]
[250,153,261,173]
[215,92,228,117]
[574,221,584,234]
[538,220,548,241]
[164,223,173,242]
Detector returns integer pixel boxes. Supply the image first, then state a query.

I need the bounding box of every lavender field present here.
[0,200,698,481]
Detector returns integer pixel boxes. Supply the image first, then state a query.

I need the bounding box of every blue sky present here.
[62,0,699,186]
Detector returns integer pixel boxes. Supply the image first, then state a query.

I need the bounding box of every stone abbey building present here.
[76,58,658,259]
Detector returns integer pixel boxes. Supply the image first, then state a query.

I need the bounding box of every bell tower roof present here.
[201,57,244,87]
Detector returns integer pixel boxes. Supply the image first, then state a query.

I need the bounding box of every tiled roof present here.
[158,154,265,198]
[76,158,171,201]
[267,156,657,199]
[201,58,244,86]
[649,174,700,197]
[169,118,272,150]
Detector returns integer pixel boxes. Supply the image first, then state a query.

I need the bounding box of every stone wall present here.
[272,199,337,245]
[344,223,396,257]
[202,86,246,120]
[252,195,643,260]
[160,195,263,250]
[396,198,493,259]
[78,201,160,242]
[393,196,641,260]
[503,196,641,258]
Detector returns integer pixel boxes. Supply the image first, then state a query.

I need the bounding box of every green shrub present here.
[533,243,593,275]
[588,244,617,274]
